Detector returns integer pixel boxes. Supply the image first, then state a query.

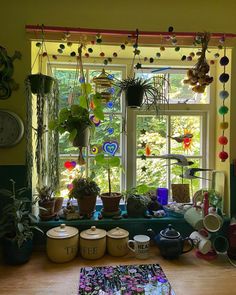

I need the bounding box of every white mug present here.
[127,235,150,259]
[190,231,212,255]
[203,213,223,232]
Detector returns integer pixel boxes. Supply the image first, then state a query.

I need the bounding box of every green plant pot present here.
[73,126,90,147]
[2,238,33,265]
[28,74,54,94]
[125,85,144,108]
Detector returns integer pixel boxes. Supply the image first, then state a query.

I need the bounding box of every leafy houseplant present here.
[35,185,63,221]
[49,104,94,147]
[69,177,100,218]
[117,76,168,113]
[95,154,122,217]
[123,184,155,218]
[0,180,44,265]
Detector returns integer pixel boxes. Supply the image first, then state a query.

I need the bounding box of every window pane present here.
[89,158,121,193]
[136,158,167,187]
[168,73,208,104]
[170,116,201,156]
[136,115,168,156]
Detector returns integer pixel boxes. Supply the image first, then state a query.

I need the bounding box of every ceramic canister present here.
[46,224,79,263]
[80,226,106,259]
[107,227,129,257]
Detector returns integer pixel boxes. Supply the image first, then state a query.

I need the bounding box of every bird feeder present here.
[93,69,113,102]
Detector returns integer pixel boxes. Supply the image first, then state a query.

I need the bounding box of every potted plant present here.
[69,177,100,218]
[49,104,94,147]
[95,154,122,217]
[0,179,44,265]
[35,185,63,220]
[123,184,155,218]
[116,76,168,113]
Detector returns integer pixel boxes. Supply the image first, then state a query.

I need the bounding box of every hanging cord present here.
[77,43,89,109]
[129,29,139,78]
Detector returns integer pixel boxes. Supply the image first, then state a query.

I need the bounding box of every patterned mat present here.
[78,263,175,295]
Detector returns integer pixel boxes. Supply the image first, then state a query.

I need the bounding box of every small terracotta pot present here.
[77,195,97,217]
[100,192,122,213]
[39,199,56,221]
[54,197,64,214]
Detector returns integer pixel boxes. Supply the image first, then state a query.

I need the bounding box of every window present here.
[51,64,126,197]
[51,64,214,201]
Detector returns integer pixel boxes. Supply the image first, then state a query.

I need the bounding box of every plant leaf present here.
[68,129,77,142]
[93,107,104,121]
[79,95,88,109]
[17,223,24,233]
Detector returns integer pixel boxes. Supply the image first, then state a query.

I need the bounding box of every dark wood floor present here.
[0,247,236,295]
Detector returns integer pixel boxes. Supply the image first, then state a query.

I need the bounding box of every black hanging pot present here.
[28,74,54,95]
[2,238,33,265]
[72,126,90,147]
[125,85,144,108]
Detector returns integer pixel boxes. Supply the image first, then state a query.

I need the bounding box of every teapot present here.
[148,224,194,259]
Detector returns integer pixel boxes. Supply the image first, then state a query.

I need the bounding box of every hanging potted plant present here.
[116,75,168,114]
[69,177,100,218]
[49,104,94,147]
[0,179,44,265]
[95,154,122,217]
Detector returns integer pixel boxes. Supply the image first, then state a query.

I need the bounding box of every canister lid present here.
[46,224,78,239]
[107,227,129,239]
[80,226,106,240]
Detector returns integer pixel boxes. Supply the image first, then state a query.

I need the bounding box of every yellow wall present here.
[0,0,236,213]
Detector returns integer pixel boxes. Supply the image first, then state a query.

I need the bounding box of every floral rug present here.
[78,263,175,295]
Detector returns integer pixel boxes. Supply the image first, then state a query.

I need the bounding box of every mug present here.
[203,213,223,232]
[212,235,229,253]
[190,231,212,255]
[184,207,204,230]
[128,235,150,259]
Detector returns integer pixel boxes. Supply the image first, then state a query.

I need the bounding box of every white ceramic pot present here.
[80,226,106,259]
[107,227,129,257]
[46,224,79,263]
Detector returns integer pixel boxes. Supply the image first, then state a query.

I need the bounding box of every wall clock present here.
[0,110,24,147]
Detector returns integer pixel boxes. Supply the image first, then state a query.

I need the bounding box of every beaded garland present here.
[218,39,229,162]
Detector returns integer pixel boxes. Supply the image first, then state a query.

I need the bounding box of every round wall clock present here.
[0,110,24,147]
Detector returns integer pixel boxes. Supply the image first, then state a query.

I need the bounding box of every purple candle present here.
[157,188,168,205]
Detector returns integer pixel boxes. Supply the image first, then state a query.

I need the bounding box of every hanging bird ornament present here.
[180,168,213,180]
[168,133,193,143]
[156,154,194,167]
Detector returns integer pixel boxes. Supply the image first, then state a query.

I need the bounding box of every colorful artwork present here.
[78,264,175,295]
[103,141,119,156]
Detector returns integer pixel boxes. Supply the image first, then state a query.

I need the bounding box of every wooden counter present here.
[0,247,235,295]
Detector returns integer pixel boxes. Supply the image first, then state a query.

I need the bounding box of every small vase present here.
[126,85,144,108]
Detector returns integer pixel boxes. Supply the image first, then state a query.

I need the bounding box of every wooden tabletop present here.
[0,247,235,295]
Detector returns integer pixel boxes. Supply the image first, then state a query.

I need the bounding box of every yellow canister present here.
[80,226,106,259]
[46,223,79,263]
[107,227,129,257]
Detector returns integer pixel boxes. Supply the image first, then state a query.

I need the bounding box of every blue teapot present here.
[148,224,194,259]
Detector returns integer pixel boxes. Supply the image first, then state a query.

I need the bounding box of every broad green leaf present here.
[108,157,120,167]
[48,120,57,130]
[71,104,81,115]
[81,83,92,94]
[79,95,88,109]
[59,109,70,122]
[93,107,104,121]
[95,154,105,164]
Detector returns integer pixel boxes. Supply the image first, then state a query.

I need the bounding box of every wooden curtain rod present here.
[25,25,236,39]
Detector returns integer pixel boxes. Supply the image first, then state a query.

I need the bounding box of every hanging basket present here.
[28,74,54,95]
[72,126,90,147]
[125,85,144,108]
